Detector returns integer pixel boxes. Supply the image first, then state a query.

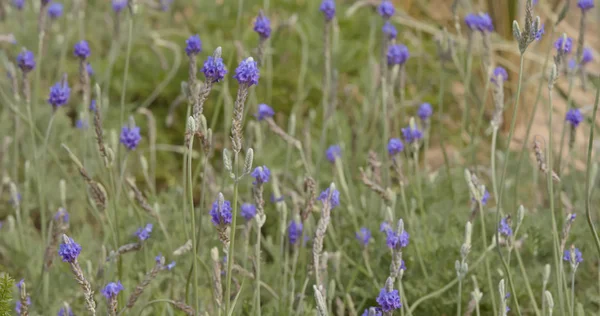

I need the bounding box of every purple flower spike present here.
[185,35,202,56]
[361,308,382,316]
[417,103,433,121]
[48,2,63,18]
[58,306,74,316]
[376,288,402,312]
[120,125,141,150]
[288,220,303,245]
[134,223,153,241]
[554,37,573,54]
[209,196,233,226]
[387,44,410,66]
[326,145,341,163]
[563,248,583,264]
[15,297,31,314]
[382,21,397,40]
[256,104,275,121]
[89,99,97,112]
[54,208,70,223]
[356,227,372,246]
[58,236,82,263]
[385,229,409,249]
[202,56,228,83]
[535,24,545,41]
[251,165,271,184]
[387,138,404,156]
[13,0,25,10]
[464,12,494,32]
[254,11,272,39]
[233,57,260,86]
[241,203,257,221]
[401,126,422,143]
[491,66,508,83]
[16,50,36,73]
[498,217,512,237]
[73,40,91,59]
[582,47,593,64]
[320,0,336,21]
[112,0,127,12]
[318,187,340,209]
[565,109,583,127]
[48,77,71,108]
[578,0,595,11]
[101,281,124,300]
[377,1,395,19]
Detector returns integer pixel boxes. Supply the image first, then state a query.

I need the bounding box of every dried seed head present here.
[243,148,254,175]
[223,148,232,172]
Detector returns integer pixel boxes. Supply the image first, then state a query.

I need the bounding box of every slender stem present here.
[461,44,473,136]
[254,221,262,316]
[456,279,462,316]
[514,249,541,316]
[570,270,575,316]
[119,13,134,162]
[225,153,240,314]
[478,199,497,316]
[187,136,199,314]
[491,128,499,201]
[584,84,600,256]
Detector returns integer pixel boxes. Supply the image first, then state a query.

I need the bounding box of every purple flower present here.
[385,229,409,249]
[251,165,271,184]
[166,261,176,270]
[402,126,423,143]
[288,220,303,245]
[356,227,372,246]
[535,24,545,41]
[380,221,391,232]
[73,40,91,59]
[387,44,410,66]
[582,47,593,64]
[241,203,257,221]
[13,0,25,10]
[134,223,153,241]
[554,37,573,54]
[320,0,336,22]
[498,217,512,237]
[464,13,494,32]
[112,0,127,12]
[470,190,490,205]
[101,281,124,300]
[270,194,285,203]
[58,237,82,262]
[382,21,397,40]
[160,0,172,11]
[47,78,71,108]
[16,279,24,291]
[318,187,340,209]
[568,213,577,223]
[76,119,88,129]
[54,208,69,223]
[568,58,577,71]
[417,103,433,121]
[565,108,583,127]
[89,99,97,112]
[491,66,508,83]
[255,103,275,120]
[234,57,260,86]
[120,125,142,150]
[16,50,35,73]
[15,297,31,314]
[361,308,382,316]
[577,0,594,11]
[202,56,228,83]
[376,288,402,312]
[185,35,202,56]
[387,138,404,156]
[400,259,406,271]
[377,1,395,19]
[86,62,94,76]
[155,253,163,263]
[48,2,63,19]
[58,306,74,316]
[254,11,271,38]
[326,145,341,163]
[563,248,583,264]
[209,197,233,226]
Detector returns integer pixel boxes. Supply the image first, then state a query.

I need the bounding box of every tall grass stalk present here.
[584,83,600,256]
[224,153,240,314]
[186,129,199,314]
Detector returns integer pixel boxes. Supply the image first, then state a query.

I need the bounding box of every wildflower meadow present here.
[1,0,600,315]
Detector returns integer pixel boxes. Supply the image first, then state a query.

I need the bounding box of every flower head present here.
[361,308,382,316]
[565,108,583,127]
[241,203,257,221]
[554,37,573,54]
[376,288,402,312]
[101,281,124,300]
[498,217,512,237]
[402,126,423,143]
[385,229,409,249]
[387,44,410,66]
[464,13,494,32]
[16,279,24,291]
[89,99,97,112]
[86,62,94,76]
[202,56,228,83]
[185,35,202,56]
[112,0,127,12]
[380,221,391,232]
[255,104,275,121]
[356,227,372,246]
[417,103,433,121]
[563,247,583,264]
[491,66,508,84]
[16,50,35,73]
[58,236,82,262]
[58,306,74,316]
[254,11,271,38]
[13,0,25,10]
[320,0,336,22]
[48,2,63,18]
[577,0,595,11]
[73,40,90,59]
[54,208,69,223]
[48,78,71,108]
[318,187,340,209]
[387,138,404,156]
[209,197,233,226]
[15,297,31,314]
[288,220,303,245]
[582,47,593,64]
[377,1,395,19]
[251,165,271,184]
[535,24,545,41]
[134,223,153,241]
[568,58,577,71]
[234,57,260,86]
[382,21,397,40]
[166,261,176,270]
[120,125,141,150]
[326,145,341,163]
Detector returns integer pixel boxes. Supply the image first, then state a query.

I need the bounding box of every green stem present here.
[515,249,541,316]
[225,153,240,314]
[570,270,575,316]
[461,46,473,136]
[254,221,262,316]
[478,199,497,316]
[456,279,462,316]
[584,84,600,256]
[187,136,199,314]
[119,14,134,160]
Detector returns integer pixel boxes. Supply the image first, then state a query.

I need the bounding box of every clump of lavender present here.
[251,165,271,184]
[231,57,260,153]
[102,281,124,316]
[386,44,409,66]
[382,21,397,40]
[112,0,127,12]
[47,75,70,109]
[253,11,271,39]
[376,278,402,312]
[134,223,153,241]
[563,247,583,267]
[73,40,91,59]
[491,66,508,84]
[356,227,372,247]
[554,36,573,55]
[401,125,423,144]
[210,196,233,226]
[317,187,340,209]
[464,13,494,33]
[202,54,228,83]
[185,35,202,56]
[44,208,70,269]
[12,0,25,9]
[194,47,227,131]
[377,1,395,19]
[16,50,35,73]
[240,203,257,221]
[385,227,409,250]
[319,0,335,22]
[120,118,142,150]
[48,2,63,18]
[498,216,513,238]
[58,235,96,314]
[577,0,595,11]
[255,103,275,121]
[566,108,584,149]
[417,103,433,122]
[387,138,404,156]
[288,220,303,245]
[325,144,341,163]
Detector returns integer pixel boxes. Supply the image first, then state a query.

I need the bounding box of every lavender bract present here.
[325,145,341,162]
[382,21,397,40]
[535,24,545,41]
[241,203,257,221]
[377,1,395,19]
[120,125,142,150]
[376,288,402,312]
[577,0,595,11]
[254,11,272,39]
[73,40,91,59]
[417,103,433,121]
[234,57,260,86]
[251,165,271,184]
[320,0,335,22]
[58,237,82,262]
[16,50,35,73]
[491,66,508,83]
[255,103,275,120]
[209,198,233,226]
[385,229,409,249]
[464,13,494,32]
[387,44,410,66]
[554,37,573,54]
[101,281,124,300]
[135,223,153,241]
[288,220,303,245]
[565,109,583,127]
[48,79,71,108]
[387,138,404,156]
[185,35,202,56]
[356,227,372,246]
[498,217,512,237]
[48,2,63,18]
[202,56,228,82]
[318,187,340,209]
